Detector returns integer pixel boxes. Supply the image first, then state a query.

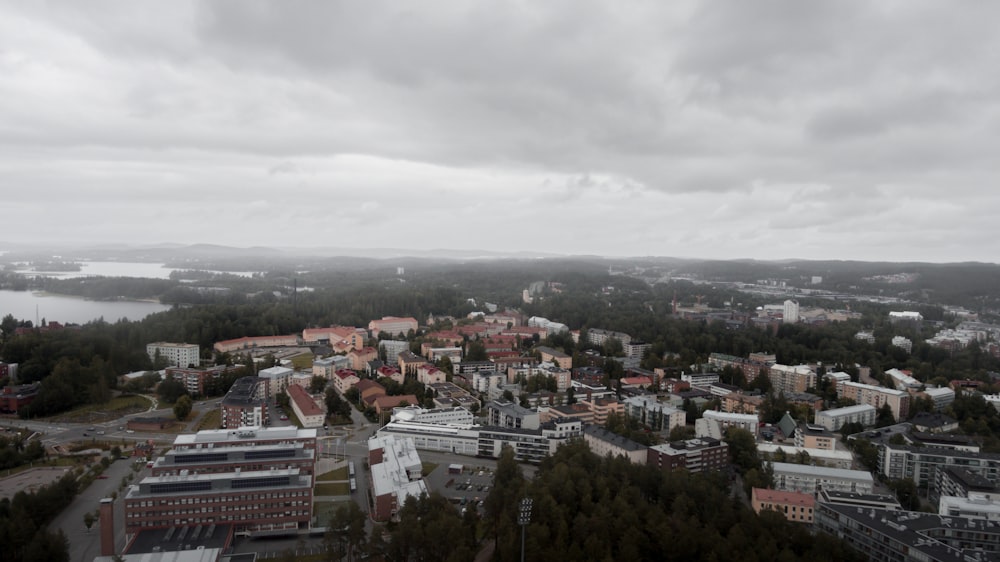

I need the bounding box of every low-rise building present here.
[582,425,648,464]
[368,317,419,339]
[0,382,39,414]
[368,435,427,522]
[752,488,815,523]
[535,346,572,369]
[286,384,325,428]
[814,404,877,431]
[795,424,837,450]
[391,406,474,426]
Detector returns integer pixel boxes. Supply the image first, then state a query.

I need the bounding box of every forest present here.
[322,442,863,562]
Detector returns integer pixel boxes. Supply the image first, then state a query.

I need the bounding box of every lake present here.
[13,261,178,279]
[0,290,172,325]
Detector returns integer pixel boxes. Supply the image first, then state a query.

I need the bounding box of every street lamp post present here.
[518,497,532,562]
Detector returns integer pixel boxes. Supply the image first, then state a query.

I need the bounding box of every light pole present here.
[519,497,532,562]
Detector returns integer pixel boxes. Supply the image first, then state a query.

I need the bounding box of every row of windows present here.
[128,511,309,528]
[128,502,307,518]
[130,490,309,507]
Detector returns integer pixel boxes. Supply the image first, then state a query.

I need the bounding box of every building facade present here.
[147,342,200,368]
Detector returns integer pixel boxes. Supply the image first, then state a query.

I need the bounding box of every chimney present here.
[99,497,115,556]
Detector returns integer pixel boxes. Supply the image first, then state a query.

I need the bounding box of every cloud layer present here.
[2,1,998,261]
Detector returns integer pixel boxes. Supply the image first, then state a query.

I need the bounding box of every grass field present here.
[313,500,351,521]
[195,409,221,431]
[318,466,349,481]
[48,395,151,423]
[422,462,438,477]
[315,482,351,496]
[291,353,315,370]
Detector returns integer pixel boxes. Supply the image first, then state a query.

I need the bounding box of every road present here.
[49,455,149,562]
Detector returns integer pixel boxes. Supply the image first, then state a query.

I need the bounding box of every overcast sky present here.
[2,1,998,262]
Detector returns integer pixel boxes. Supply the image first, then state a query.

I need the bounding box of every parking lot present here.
[424,462,495,516]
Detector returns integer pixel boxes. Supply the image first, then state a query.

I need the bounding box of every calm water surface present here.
[0,290,171,324]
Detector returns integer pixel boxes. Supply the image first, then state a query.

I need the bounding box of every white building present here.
[891,336,912,354]
[391,406,474,426]
[924,387,956,411]
[369,435,428,521]
[527,316,569,334]
[379,340,411,361]
[939,493,1000,521]
[854,331,875,344]
[885,368,920,390]
[703,410,759,437]
[146,342,200,368]
[258,366,293,397]
[814,404,877,431]
[783,300,800,324]
[681,372,720,387]
[771,462,874,495]
[623,395,685,433]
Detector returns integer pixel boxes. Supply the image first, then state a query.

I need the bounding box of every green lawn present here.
[291,353,315,370]
[313,500,351,521]
[421,462,439,477]
[48,395,151,423]
[315,482,351,496]
[318,466,349,481]
[195,409,221,431]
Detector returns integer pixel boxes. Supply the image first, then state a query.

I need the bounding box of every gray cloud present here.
[0,1,998,261]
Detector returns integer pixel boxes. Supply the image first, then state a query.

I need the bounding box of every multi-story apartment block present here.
[837,381,910,421]
[348,347,378,371]
[723,392,765,415]
[258,366,293,398]
[783,300,799,324]
[879,443,1000,492]
[147,342,200,368]
[165,364,243,396]
[312,355,349,379]
[815,501,1000,562]
[768,364,816,394]
[416,365,446,385]
[578,397,625,426]
[485,399,540,430]
[397,351,428,376]
[771,462,874,495]
[368,316,419,338]
[814,404,877,432]
[534,346,572,369]
[647,438,729,474]
[703,410,759,437]
[220,377,268,429]
[332,369,360,395]
[794,424,837,450]
[587,328,633,348]
[623,395,685,432]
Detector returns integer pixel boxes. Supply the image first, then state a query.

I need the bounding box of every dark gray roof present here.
[582,424,647,452]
